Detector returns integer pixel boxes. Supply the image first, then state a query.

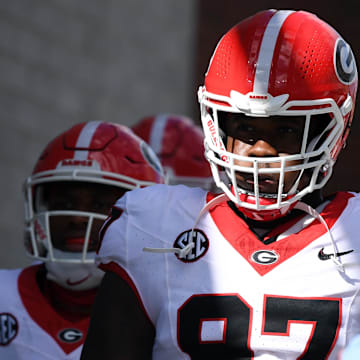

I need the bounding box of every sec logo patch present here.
[174,229,209,262]
[0,313,18,346]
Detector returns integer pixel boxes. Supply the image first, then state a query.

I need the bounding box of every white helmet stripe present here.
[149,115,169,155]
[253,10,294,94]
[74,121,102,160]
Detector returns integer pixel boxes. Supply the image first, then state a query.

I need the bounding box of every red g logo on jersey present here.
[174,229,209,262]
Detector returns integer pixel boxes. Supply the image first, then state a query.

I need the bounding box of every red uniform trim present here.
[18,265,89,355]
[207,192,354,276]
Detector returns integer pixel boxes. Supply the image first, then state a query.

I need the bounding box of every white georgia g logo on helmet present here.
[334,38,357,85]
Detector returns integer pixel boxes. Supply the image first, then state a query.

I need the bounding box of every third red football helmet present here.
[132,114,215,190]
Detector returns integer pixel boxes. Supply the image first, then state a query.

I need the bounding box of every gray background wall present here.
[0,0,198,267]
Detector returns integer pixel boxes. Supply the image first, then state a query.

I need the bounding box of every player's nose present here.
[247,140,278,157]
[68,214,88,227]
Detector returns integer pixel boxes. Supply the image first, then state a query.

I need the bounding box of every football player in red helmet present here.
[198,10,357,222]
[82,10,360,360]
[132,114,215,190]
[0,121,163,359]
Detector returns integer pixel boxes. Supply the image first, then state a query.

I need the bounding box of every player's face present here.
[223,113,325,195]
[37,182,126,252]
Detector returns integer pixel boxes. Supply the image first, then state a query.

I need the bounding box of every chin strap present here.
[142,243,195,259]
[293,201,344,273]
[143,193,229,258]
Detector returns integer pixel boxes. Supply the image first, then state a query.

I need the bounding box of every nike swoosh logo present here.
[66,274,91,286]
[318,248,354,261]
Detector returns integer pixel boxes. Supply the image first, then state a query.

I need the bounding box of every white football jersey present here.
[0,264,88,359]
[98,184,360,359]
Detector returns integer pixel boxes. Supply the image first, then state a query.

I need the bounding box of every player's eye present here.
[91,201,111,214]
[278,126,297,134]
[242,126,257,135]
[93,202,105,210]
[230,123,257,141]
[48,199,74,210]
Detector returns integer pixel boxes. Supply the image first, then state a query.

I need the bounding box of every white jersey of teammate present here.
[98,184,360,359]
[0,265,87,359]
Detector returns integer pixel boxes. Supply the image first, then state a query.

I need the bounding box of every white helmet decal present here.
[334,38,357,84]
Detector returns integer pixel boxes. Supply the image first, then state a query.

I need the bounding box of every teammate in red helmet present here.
[132,114,215,190]
[82,10,360,359]
[0,121,163,359]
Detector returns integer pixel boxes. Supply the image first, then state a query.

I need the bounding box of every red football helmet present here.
[198,9,357,221]
[132,114,215,190]
[24,121,163,289]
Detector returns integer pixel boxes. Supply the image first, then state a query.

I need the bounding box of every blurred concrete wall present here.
[0,0,197,267]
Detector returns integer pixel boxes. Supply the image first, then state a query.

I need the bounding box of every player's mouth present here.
[237,174,278,194]
[64,237,87,252]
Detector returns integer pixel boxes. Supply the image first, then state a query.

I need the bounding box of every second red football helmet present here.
[24,121,164,289]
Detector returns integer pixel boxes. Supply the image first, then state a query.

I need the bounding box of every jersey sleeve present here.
[96,198,128,272]
[96,184,208,322]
